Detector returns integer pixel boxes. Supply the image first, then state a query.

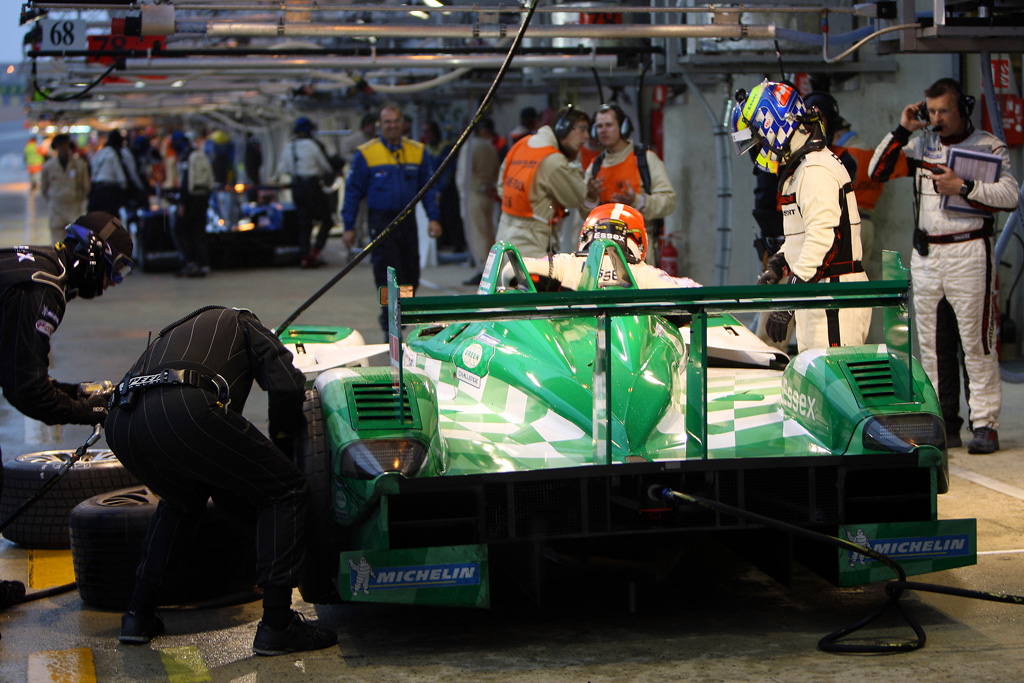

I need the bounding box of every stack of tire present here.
[69,486,258,610]
[0,449,138,549]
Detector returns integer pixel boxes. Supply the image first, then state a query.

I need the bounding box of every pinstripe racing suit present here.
[869,125,1018,431]
[106,306,308,599]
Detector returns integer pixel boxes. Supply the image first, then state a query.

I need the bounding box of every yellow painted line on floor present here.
[159,646,212,683]
[27,548,76,589]
[27,648,96,683]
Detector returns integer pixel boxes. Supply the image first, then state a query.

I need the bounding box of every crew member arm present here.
[639,150,676,220]
[0,285,103,425]
[341,151,370,231]
[536,155,587,211]
[240,310,307,441]
[962,143,1019,211]
[868,125,915,182]
[417,153,441,222]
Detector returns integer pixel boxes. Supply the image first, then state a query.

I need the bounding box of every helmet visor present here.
[731,126,759,157]
[107,252,135,284]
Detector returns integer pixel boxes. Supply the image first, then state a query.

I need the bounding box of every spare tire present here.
[69,486,258,610]
[0,449,139,548]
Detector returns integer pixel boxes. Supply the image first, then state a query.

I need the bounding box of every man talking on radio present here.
[869,78,1019,454]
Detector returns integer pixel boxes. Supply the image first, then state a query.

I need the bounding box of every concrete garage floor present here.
[2,179,1024,681]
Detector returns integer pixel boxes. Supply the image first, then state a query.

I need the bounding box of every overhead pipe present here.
[99,54,619,74]
[200,21,776,41]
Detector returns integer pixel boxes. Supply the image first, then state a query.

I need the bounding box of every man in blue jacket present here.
[341,102,442,334]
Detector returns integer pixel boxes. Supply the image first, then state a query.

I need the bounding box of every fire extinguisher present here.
[659,234,678,276]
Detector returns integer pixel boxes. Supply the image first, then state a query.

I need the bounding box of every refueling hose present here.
[650,486,1024,654]
[275,0,544,336]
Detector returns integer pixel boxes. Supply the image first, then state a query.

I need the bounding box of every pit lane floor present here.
[2,180,1024,682]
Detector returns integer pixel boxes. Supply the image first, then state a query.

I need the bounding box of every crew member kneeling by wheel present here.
[105,305,337,656]
[0,212,134,635]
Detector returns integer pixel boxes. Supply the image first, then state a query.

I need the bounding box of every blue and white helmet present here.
[730,80,807,174]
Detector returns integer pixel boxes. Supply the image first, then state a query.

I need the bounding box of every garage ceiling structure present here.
[19,0,1024,129]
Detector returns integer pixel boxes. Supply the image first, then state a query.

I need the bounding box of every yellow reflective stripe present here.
[159,646,212,683]
[27,548,76,589]
[27,648,96,683]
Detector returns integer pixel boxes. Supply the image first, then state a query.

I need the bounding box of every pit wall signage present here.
[837,518,976,587]
[339,545,489,607]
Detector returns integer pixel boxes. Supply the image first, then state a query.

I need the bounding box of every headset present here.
[916,80,976,122]
[553,105,578,139]
[591,103,633,139]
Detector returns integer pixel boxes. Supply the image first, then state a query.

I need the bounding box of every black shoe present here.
[462,271,483,286]
[119,611,165,644]
[252,611,337,656]
[0,580,26,610]
[946,431,962,449]
[967,427,999,454]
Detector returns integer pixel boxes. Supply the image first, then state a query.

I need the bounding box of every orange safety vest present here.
[832,145,901,213]
[579,145,600,172]
[501,135,563,222]
[592,150,643,205]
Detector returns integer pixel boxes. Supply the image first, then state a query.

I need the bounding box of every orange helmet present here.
[577,203,647,264]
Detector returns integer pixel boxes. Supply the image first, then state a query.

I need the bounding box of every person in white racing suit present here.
[731,80,870,353]
[513,203,700,291]
[868,78,1019,454]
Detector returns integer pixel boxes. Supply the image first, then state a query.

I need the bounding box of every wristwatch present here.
[959,180,974,198]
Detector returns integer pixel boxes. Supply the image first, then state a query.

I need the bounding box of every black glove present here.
[757,251,789,285]
[83,392,110,425]
[50,378,79,397]
[765,310,794,343]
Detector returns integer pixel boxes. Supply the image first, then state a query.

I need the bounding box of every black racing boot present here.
[252,611,337,656]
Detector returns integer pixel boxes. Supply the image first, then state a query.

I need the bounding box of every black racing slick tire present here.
[69,486,258,610]
[0,449,139,549]
[296,389,346,604]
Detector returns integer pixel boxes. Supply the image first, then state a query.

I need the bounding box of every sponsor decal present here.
[462,343,484,369]
[348,556,481,594]
[40,304,59,324]
[781,384,817,420]
[456,366,481,388]
[846,528,970,566]
[16,249,35,262]
[35,319,55,337]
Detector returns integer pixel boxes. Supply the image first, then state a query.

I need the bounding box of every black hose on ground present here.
[651,486,1024,654]
[275,0,546,336]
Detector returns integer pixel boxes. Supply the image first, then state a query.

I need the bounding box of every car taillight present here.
[339,439,428,479]
[862,414,945,452]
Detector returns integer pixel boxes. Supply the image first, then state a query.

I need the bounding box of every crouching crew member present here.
[0,212,134,627]
[106,305,337,656]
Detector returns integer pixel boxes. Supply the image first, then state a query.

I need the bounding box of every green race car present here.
[284,242,974,608]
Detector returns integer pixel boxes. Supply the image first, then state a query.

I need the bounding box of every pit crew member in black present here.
[0,211,134,624]
[106,306,337,656]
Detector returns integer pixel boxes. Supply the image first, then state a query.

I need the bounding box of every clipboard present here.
[941,148,1002,215]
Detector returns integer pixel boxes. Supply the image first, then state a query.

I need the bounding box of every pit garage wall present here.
[662,53,1023,297]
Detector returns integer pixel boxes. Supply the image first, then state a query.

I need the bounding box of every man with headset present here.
[869,78,1018,454]
[0,212,134,628]
[495,106,590,258]
[583,104,676,264]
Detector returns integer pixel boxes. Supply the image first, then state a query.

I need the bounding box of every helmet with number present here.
[730,80,807,174]
[576,203,647,264]
[63,212,135,300]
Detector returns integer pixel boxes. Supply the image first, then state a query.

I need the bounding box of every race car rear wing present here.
[387,243,913,462]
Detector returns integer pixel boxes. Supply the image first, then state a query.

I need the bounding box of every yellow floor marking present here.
[27,548,76,588]
[159,645,213,683]
[27,648,97,683]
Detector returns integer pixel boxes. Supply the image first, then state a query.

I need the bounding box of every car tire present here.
[0,449,139,549]
[69,486,258,610]
[296,389,346,604]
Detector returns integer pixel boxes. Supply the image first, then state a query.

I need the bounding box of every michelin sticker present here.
[349,557,480,594]
[847,529,970,564]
